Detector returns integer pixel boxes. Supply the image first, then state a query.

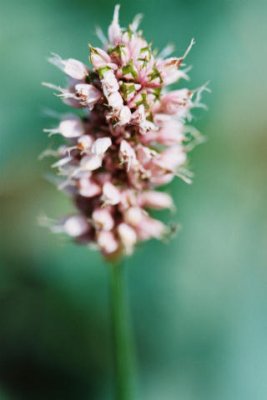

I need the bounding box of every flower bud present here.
[118,223,137,255]
[138,191,174,210]
[92,208,114,231]
[64,215,89,237]
[97,231,119,254]
[79,175,101,198]
[102,182,121,205]
[90,47,116,70]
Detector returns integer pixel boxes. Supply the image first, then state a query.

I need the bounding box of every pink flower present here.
[159,89,193,118]
[157,58,184,86]
[142,116,184,146]
[42,6,206,260]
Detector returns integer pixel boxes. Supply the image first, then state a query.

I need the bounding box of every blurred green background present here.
[1,0,267,399]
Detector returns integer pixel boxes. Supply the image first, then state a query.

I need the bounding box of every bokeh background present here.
[1,0,267,399]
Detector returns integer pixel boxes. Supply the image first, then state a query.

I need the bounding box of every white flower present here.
[75,84,102,108]
[44,115,84,138]
[49,53,88,80]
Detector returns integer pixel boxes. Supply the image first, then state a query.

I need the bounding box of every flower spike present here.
[42,6,206,260]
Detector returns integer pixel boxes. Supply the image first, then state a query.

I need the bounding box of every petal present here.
[107,92,123,109]
[58,116,84,138]
[160,89,192,117]
[108,5,122,45]
[51,156,72,169]
[90,47,112,69]
[129,13,143,32]
[131,105,157,133]
[101,69,120,95]
[157,57,189,85]
[117,106,131,126]
[155,146,186,171]
[77,135,94,151]
[63,58,88,80]
[119,140,137,170]
[91,137,112,156]
[81,154,103,171]
[49,54,88,80]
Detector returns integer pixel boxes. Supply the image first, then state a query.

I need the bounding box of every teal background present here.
[0,0,267,399]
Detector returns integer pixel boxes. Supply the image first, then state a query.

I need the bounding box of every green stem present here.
[110,261,135,400]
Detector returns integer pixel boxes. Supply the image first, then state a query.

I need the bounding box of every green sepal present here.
[122,61,138,79]
[121,82,136,99]
[149,65,163,83]
[98,66,112,79]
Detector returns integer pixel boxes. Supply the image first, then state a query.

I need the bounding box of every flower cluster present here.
[42,5,206,260]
